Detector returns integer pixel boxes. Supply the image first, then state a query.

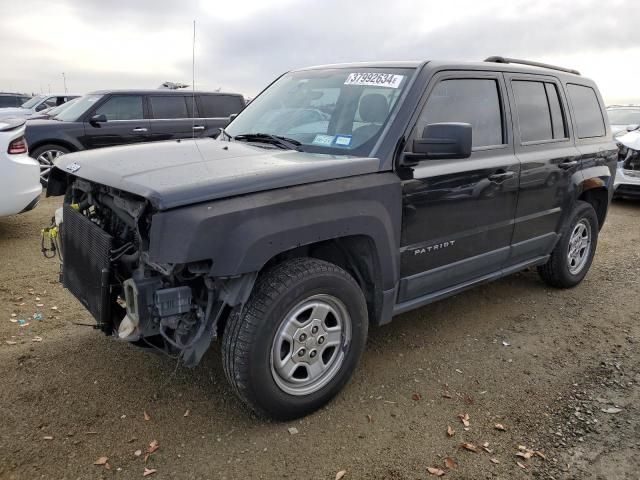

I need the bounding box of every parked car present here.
[0,93,32,108]
[46,57,616,420]
[25,89,245,185]
[28,97,80,121]
[607,105,640,137]
[0,94,79,121]
[0,119,41,217]
[613,129,640,199]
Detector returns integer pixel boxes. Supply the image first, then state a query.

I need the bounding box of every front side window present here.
[567,84,605,138]
[94,95,144,121]
[415,78,503,148]
[512,80,567,143]
[149,96,189,119]
[225,68,414,155]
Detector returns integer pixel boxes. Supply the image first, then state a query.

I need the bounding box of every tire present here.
[537,201,599,288]
[222,257,368,420]
[31,144,70,186]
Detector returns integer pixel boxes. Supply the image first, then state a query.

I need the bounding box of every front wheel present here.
[537,201,599,288]
[222,258,368,420]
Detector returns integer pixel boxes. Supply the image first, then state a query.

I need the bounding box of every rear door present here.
[148,95,204,140]
[398,71,520,302]
[504,73,581,265]
[83,95,150,148]
[197,94,245,137]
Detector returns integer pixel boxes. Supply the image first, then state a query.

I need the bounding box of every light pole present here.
[62,72,67,94]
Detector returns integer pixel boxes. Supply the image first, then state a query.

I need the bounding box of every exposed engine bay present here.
[55,178,253,366]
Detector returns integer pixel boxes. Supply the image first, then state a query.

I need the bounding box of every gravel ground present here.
[0,195,638,480]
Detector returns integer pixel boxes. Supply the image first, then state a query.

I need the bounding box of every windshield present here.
[54,94,103,122]
[607,109,640,125]
[48,97,79,117]
[21,96,44,109]
[225,67,414,155]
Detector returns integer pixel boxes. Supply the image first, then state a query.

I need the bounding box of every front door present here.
[398,72,519,303]
[83,95,150,149]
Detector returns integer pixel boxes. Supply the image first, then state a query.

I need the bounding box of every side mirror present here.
[35,103,48,112]
[90,114,108,124]
[403,123,472,165]
[228,113,238,123]
[626,124,639,132]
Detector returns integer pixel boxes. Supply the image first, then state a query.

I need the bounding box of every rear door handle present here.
[488,170,515,182]
[559,160,579,170]
[132,127,148,133]
[192,125,205,131]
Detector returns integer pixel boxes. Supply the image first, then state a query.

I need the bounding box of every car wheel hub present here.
[37,149,65,183]
[270,294,351,396]
[567,219,591,275]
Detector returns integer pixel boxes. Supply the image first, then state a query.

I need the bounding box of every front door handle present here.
[192,125,205,131]
[559,160,579,170]
[132,127,148,133]
[488,170,515,182]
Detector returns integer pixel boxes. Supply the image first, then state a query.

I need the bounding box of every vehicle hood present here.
[0,107,30,119]
[54,138,381,210]
[617,130,640,151]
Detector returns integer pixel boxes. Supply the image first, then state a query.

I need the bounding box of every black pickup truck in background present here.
[46,57,617,420]
[25,89,245,185]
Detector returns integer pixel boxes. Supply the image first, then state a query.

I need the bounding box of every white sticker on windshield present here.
[344,73,404,88]
[334,135,352,147]
[312,134,335,146]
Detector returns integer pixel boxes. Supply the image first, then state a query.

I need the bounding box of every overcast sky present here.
[1,0,638,104]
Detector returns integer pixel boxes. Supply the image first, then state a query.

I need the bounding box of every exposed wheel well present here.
[578,187,609,229]
[260,236,383,325]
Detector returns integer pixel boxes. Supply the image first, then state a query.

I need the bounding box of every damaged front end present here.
[52,177,253,366]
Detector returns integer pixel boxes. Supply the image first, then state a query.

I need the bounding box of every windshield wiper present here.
[234,133,303,151]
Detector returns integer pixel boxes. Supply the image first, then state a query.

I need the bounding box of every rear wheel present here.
[31,144,69,186]
[537,201,599,288]
[222,258,368,420]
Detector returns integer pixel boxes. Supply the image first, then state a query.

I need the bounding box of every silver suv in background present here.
[607,105,640,137]
[0,94,79,120]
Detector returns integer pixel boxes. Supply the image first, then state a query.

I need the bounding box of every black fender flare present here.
[148,173,403,291]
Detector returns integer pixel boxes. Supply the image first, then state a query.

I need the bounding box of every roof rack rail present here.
[484,56,581,76]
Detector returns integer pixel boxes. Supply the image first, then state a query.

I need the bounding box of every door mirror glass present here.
[404,122,472,164]
[35,103,48,112]
[90,114,108,124]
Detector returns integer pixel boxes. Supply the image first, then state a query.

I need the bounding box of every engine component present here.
[154,286,192,317]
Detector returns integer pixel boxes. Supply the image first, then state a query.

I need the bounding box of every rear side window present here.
[418,78,503,148]
[199,95,244,118]
[512,80,567,142]
[567,84,605,138]
[94,95,144,120]
[149,96,189,119]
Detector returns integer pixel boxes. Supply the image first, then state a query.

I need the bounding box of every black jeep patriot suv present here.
[46,57,617,420]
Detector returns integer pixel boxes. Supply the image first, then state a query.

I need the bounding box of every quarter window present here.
[150,96,190,119]
[94,95,144,121]
[512,80,567,143]
[567,84,605,138]
[417,79,503,148]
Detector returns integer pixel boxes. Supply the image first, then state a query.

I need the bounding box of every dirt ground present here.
[0,195,638,480]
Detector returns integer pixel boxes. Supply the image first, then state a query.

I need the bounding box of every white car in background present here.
[0,119,41,217]
[0,94,79,120]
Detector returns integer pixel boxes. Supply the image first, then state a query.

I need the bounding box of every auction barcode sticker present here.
[344,73,404,88]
